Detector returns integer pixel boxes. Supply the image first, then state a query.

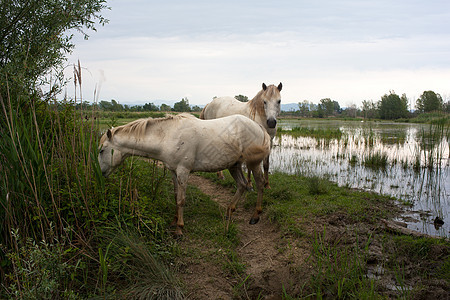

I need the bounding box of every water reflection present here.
[272,120,450,237]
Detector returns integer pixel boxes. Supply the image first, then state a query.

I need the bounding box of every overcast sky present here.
[66,0,450,107]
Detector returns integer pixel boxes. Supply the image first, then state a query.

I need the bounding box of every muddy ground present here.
[176,174,449,299]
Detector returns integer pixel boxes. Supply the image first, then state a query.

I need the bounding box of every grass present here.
[363,151,389,170]
[1,97,448,299]
[262,173,397,229]
[307,228,377,299]
[277,126,343,139]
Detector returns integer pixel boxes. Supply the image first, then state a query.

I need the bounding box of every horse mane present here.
[109,113,194,140]
[248,84,280,120]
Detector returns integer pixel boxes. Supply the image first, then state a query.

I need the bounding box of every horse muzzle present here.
[267,118,277,129]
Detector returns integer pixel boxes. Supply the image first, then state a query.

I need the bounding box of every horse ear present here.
[277,82,283,91]
[262,83,267,91]
[107,129,112,140]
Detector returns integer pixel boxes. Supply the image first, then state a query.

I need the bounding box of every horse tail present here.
[199,103,209,119]
[243,131,271,165]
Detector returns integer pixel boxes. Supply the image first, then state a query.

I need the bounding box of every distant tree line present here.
[295,90,449,120]
[78,91,449,119]
[87,94,251,112]
[82,97,204,112]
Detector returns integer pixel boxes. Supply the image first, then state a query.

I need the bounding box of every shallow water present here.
[272,119,450,237]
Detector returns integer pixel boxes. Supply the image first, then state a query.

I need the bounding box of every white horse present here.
[98,113,271,236]
[200,83,282,188]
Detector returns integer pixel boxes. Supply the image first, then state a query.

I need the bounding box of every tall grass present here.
[0,65,183,297]
[307,228,378,298]
[278,126,343,139]
[414,118,449,171]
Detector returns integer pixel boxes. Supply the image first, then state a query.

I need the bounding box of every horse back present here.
[200,96,249,120]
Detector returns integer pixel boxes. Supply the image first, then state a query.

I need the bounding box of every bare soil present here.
[177,174,449,300]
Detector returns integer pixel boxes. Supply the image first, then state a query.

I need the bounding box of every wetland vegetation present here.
[1,1,449,297]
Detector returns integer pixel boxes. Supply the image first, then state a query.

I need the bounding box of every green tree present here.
[160,103,172,111]
[173,98,191,112]
[378,92,409,120]
[416,91,443,113]
[143,102,159,111]
[362,100,377,119]
[0,0,108,106]
[298,100,312,117]
[235,95,249,102]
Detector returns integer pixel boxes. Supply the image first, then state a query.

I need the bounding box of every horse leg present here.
[173,167,190,237]
[170,172,179,227]
[248,162,265,224]
[263,154,270,189]
[226,164,247,229]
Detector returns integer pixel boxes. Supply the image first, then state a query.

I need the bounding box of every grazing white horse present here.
[98,113,271,236]
[200,83,282,188]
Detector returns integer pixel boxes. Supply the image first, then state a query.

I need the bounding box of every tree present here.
[298,100,312,117]
[361,100,377,119]
[143,102,159,111]
[316,98,341,117]
[0,0,108,106]
[378,92,409,120]
[416,91,443,113]
[191,105,203,112]
[173,98,191,112]
[235,95,249,102]
[160,104,172,111]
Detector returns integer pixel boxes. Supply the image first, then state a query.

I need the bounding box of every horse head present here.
[98,129,127,177]
[261,82,282,129]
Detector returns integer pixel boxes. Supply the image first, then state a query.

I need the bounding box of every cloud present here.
[64,0,450,106]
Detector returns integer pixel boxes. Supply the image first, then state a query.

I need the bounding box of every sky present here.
[66,0,450,107]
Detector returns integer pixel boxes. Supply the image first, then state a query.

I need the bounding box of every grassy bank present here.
[2,105,448,298]
[194,171,449,298]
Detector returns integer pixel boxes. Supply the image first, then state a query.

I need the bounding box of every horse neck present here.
[112,122,166,159]
[247,97,267,125]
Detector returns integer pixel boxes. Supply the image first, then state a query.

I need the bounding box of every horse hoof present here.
[264,183,271,189]
[249,217,260,225]
[246,186,254,192]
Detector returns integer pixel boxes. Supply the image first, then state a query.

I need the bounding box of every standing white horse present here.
[98,113,270,236]
[200,83,282,188]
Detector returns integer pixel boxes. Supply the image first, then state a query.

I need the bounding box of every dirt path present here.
[181,174,310,299]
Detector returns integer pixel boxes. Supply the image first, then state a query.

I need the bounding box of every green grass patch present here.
[387,235,450,281]
[364,151,389,170]
[278,126,343,139]
[246,172,397,237]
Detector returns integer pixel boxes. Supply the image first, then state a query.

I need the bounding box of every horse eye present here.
[277,100,281,104]
[264,101,267,105]
[99,149,104,154]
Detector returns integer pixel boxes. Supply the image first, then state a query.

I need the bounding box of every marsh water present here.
[272,119,450,237]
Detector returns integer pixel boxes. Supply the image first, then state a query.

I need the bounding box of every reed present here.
[413,118,449,170]
[307,228,377,298]
[363,151,389,170]
[0,64,182,297]
[278,126,343,139]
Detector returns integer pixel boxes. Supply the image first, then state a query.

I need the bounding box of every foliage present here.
[235,94,249,102]
[172,98,191,112]
[277,126,343,139]
[320,98,341,116]
[378,91,409,120]
[2,228,79,299]
[101,226,184,299]
[0,0,108,105]
[308,229,377,299]
[362,100,377,119]
[416,90,444,113]
[143,102,160,111]
[364,151,389,170]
